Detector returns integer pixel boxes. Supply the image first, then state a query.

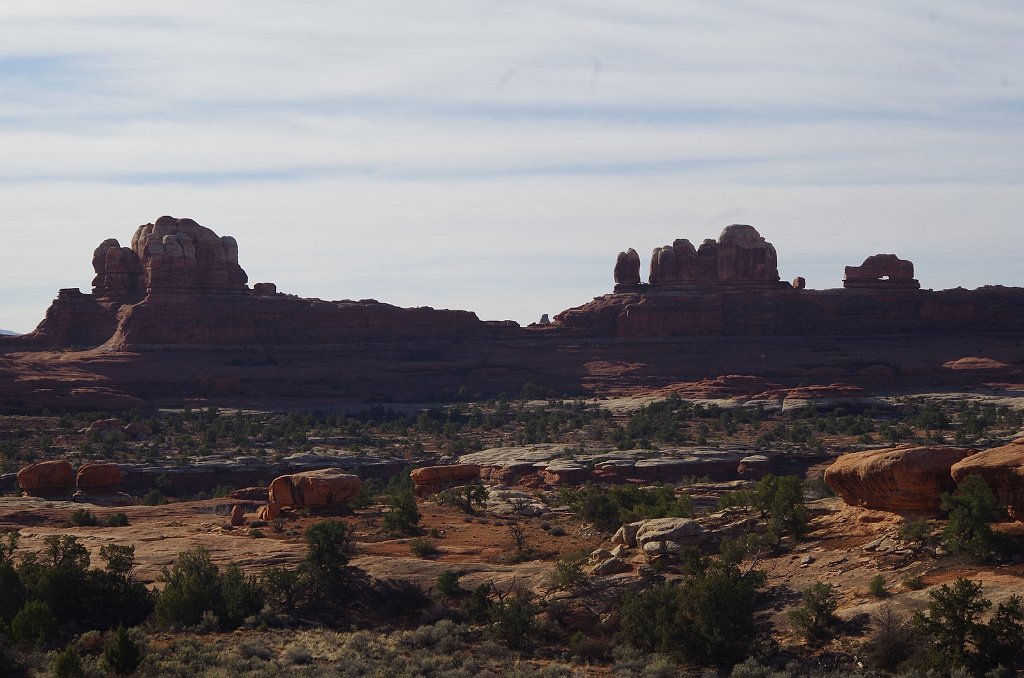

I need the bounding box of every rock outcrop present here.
[268,468,361,509]
[844,254,919,290]
[93,216,248,296]
[17,460,75,495]
[613,248,641,291]
[410,464,480,496]
[648,225,780,286]
[950,439,1024,520]
[824,445,975,512]
[75,463,123,490]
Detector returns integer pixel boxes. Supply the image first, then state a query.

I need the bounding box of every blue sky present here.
[1,1,1022,332]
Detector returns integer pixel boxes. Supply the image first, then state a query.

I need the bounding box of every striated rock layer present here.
[950,439,1024,520]
[824,445,975,513]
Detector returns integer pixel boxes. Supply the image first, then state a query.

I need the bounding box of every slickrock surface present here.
[824,445,976,512]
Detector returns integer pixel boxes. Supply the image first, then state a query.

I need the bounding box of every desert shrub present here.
[487,594,539,650]
[788,582,838,641]
[913,577,1024,672]
[553,550,587,591]
[899,517,930,543]
[620,548,765,665]
[436,570,462,598]
[863,604,917,672]
[11,600,57,645]
[18,535,91,618]
[66,508,98,527]
[283,643,313,665]
[142,489,164,505]
[409,538,438,558]
[869,574,889,598]
[941,474,1003,560]
[549,525,566,537]
[86,544,154,629]
[104,512,130,527]
[382,488,421,534]
[351,477,384,509]
[719,474,808,545]
[263,566,305,622]
[220,563,265,628]
[102,626,143,676]
[902,573,925,590]
[561,483,691,531]
[51,643,84,678]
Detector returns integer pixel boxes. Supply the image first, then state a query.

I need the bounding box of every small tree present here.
[507,522,529,552]
[789,582,838,641]
[863,604,917,672]
[435,570,463,599]
[941,474,1002,560]
[382,489,421,535]
[869,574,889,598]
[153,547,223,629]
[11,600,57,645]
[263,566,304,623]
[102,626,143,676]
[304,520,354,575]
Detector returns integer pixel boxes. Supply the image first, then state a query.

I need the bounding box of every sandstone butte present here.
[3,216,1024,409]
[950,439,1024,520]
[268,468,362,509]
[824,445,976,513]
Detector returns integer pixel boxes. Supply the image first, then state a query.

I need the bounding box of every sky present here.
[1,1,1022,333]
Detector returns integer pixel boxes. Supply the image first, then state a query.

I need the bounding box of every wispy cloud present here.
[0,1,1021,332]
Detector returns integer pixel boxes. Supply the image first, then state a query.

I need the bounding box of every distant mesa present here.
[0,329,19,336]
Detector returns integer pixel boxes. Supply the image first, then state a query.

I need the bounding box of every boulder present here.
[85,418,123,436]
[123,422,153,439]
[590,557,631,576]
[950,439,1024,520]
[230,504,246,526]
[18,460,75,493]
[634,517,707,547]
[256,502,281,521]
[228,486,270,501]
[268,468,361,509]
[611,521,643,548]
[76,463,123,490]
[824,445,975,512]
[539,461,591,486]
[410,464,480,496]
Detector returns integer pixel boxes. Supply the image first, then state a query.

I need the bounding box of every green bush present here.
[863,604,917,672]
[435,484,488,515]
[487,594,538,650]
[620,548,766,665]
[303,520,354,576]
[719,474,808,545]
[104,512,130,527]
[941,474,1003,560]
[153,547,225,629]
[103,626,143,676]
[0,561,25,624]
[869,574,889,598]
[66,509,98,527]
[561,483,691,531]
[788,582,838,641]
[435,570,462,599]
[409,538,438,558]
[51,643,84,678]
[11,600,57,645]
[553,551,587,590]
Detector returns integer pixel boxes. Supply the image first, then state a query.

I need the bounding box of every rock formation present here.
[844,254,919,289]
[410,464,480,496]
[824,445,975,512]
[76,463,123,490]
[613,248,641,291]
[17,460,75,495]
[268,468,361,509]
[950,439,1024,520]
[648,225,780,286]
[92,216,247,297]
